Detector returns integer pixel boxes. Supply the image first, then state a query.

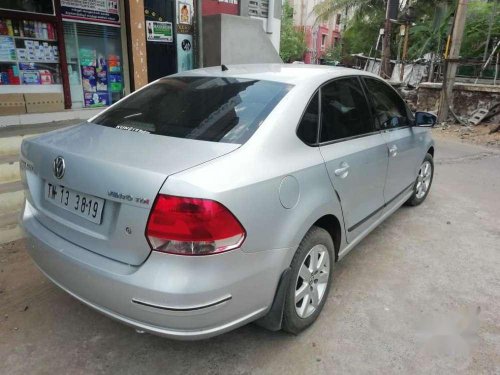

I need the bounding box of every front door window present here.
[363,78,410,129]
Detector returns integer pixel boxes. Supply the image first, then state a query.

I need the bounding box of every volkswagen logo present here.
[53,156,65,179]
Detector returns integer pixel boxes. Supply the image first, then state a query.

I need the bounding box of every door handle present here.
[334,162,350,178]
[389,145,398,157]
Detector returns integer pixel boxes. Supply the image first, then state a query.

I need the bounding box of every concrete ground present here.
[0,138,499,374]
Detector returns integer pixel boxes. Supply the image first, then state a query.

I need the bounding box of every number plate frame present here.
[44,182,105,224]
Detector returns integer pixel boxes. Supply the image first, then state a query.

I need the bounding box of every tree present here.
[341,5,385,56]
[461,1,500,59]
[404,4,446,59]
[314,0,499,62]
[323,44,343,64]
[314,0,387,58]
[280,2,307,62]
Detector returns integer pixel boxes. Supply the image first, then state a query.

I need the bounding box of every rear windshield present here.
[90,76,292,144]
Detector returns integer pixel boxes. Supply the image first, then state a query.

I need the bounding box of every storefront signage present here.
[60,0,120,26]
[146,21,173,43]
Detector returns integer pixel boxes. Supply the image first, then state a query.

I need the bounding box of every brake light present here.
[146,195,246,255]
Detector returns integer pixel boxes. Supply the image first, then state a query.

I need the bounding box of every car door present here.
[363,77,420,204]
[318,77,388,243]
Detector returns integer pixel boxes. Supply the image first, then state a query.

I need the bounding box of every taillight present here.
[145,195,246,255]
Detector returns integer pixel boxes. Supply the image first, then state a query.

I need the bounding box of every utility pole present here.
[398,6,416,83]
[380,7,392,78]
[437,0,468,123]
[381,0,400,79]
[399,22,410,82]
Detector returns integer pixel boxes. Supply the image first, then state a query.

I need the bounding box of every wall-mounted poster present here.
[178,3,191,25]
[146,21,173,43]
[176,34,192,72]
[60,0,120,26]
[176,0,193,34]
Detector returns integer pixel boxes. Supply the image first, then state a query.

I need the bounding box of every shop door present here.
[144,0,177,81]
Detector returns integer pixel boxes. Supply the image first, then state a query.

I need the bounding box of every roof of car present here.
[175,63,380,85]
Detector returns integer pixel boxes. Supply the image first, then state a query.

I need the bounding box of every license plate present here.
[44,182,105,224]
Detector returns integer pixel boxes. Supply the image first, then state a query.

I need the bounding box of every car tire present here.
[282,226,334,335]
[405,153,434,207]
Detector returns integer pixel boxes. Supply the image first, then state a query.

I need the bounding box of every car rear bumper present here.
[22,201,291,340]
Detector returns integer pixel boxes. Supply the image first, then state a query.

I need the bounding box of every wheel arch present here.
[427,146,435,157]
[313,214,342,261]
[255,213,343,332]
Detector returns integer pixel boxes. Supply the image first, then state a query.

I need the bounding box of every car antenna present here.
[221,64,229,71]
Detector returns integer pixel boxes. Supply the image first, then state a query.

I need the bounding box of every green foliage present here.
[407,2,453,59]
[280,2,307,62]
[323,44,343,63]
[342,6,385,56]
[314,0,499,61]
[461,1,500,59]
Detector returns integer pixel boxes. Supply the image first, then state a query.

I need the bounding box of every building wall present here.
[203,14,281,66]
[202,0,239,16]
[289,0,345,64]
[206,0,282,53]
[417,83,500,116]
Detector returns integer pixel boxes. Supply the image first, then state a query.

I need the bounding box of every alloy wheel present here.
[416,160,432,199]
[294,244,330,319]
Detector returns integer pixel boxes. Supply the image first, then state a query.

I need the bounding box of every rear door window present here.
[91,76,292,144]
[297,92,319,145]
[320,77,374,143]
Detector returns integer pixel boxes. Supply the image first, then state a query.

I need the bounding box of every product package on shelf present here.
[108,55,121,73]
[81,66,97,92]
[107,54,122,93]
[22,70,40,84]
[84,91,109,107]
[80,48,96,67]
[96,54,108,91]
[96,67,108,91]
[0,18,55,39]
[0,36,16,61]
[108,72,122,92]
[39,70,53,84]
[19,40,58,63]
[0,66,20,85]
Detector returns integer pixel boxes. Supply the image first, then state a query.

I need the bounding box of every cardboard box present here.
[24,93,64,113]
[0,93,26,115]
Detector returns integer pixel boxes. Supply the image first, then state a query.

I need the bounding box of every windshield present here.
[90,76,292,144]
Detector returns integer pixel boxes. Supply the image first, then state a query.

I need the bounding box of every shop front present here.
[1,0,205,118]
[0,0,65,114]
[60,0,129,108]
[0,0,130,116]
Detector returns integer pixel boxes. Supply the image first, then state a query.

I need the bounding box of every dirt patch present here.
[432,123,500,149]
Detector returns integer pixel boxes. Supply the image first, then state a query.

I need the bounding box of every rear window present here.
[90,76,292,144]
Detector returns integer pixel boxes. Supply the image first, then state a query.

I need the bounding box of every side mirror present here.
[414,111,437,127]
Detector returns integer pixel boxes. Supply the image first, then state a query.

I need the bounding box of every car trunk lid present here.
[20,123,240,265]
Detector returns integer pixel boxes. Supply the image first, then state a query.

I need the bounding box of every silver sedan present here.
[20,64,435,340]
